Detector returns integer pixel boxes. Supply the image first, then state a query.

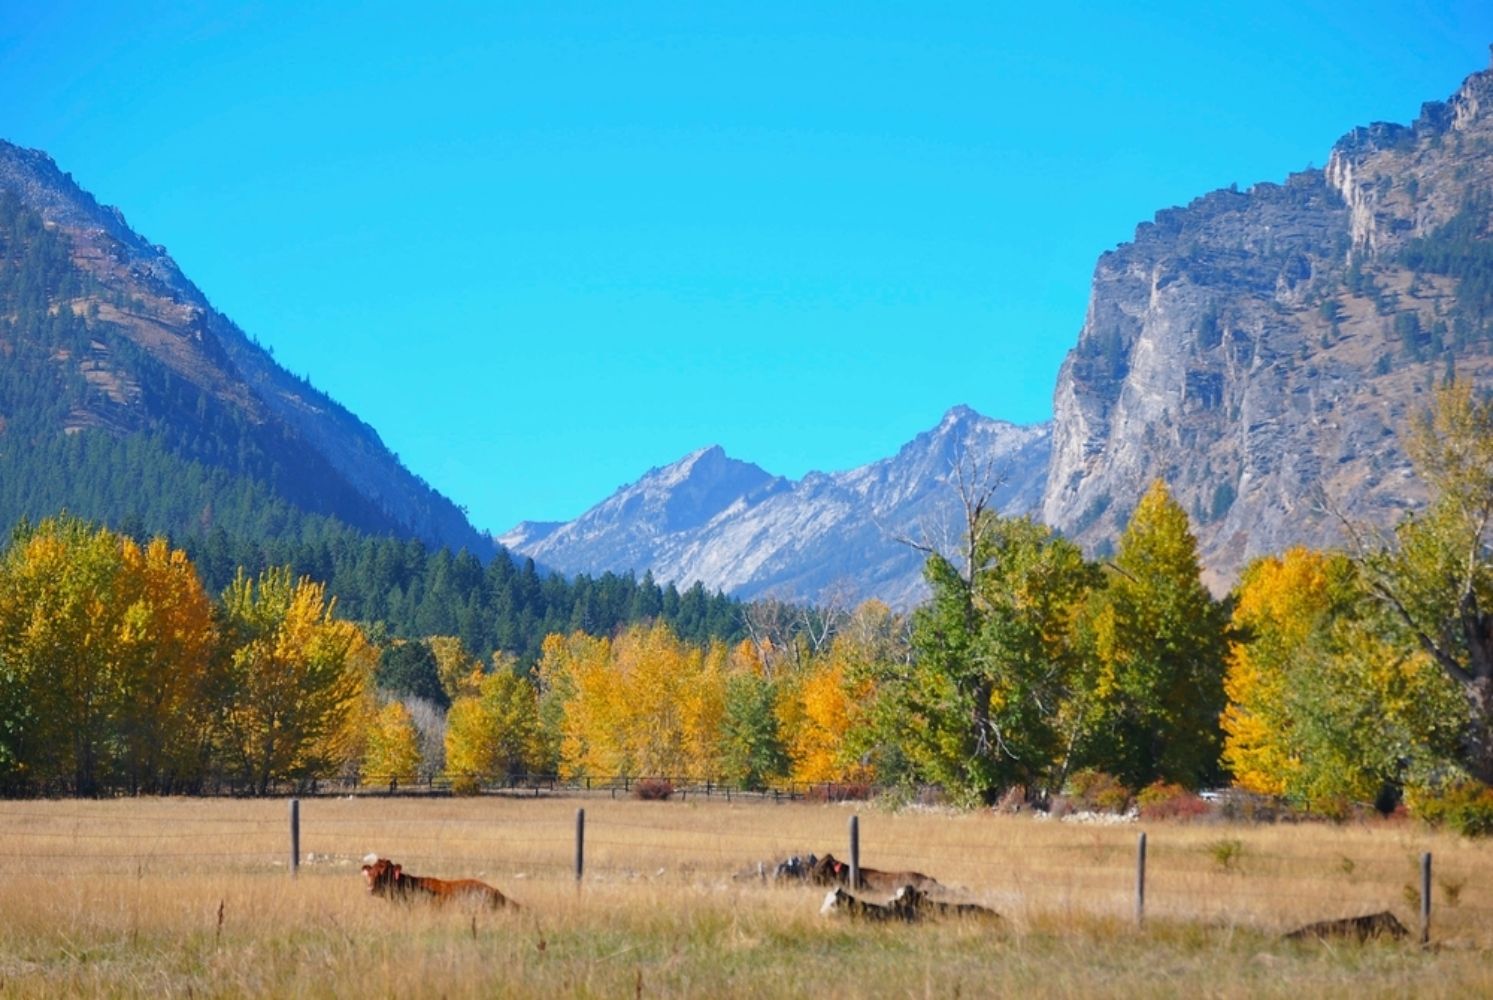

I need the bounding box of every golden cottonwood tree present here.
[781,606,896,784]
[428,635,482,702]
[114,536,219,791]
[363,700,421,785]
[444,660,542,794]
[537,631,620,779]
[538,623,728,781]
[1223,548,1349,796]
[1224,546,1463,810]
[0,517,216,794]
[219,567,372,794]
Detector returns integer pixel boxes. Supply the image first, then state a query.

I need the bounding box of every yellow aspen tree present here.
[1224,546,1463,811]
[0,518,130,793]
[115,536,219,791]
[219,568,370,793]
[0,517,219,794]
[785,637,876,784]
[444,661,542,794]
[680,640,728,781]
[535,631,617,779]
[612,622,689,776]
[1222,548,1337,795]
[363,700,421,785]
[428,635,482,702]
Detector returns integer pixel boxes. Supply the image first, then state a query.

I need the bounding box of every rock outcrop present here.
[1043,51,1493,590]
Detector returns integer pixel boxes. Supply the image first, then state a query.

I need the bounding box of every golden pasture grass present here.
[0,795,1490,997]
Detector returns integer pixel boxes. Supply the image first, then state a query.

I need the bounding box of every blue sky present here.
[3,3,1492,534]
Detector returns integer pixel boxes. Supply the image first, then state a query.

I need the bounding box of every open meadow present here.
[1,794,1491,998]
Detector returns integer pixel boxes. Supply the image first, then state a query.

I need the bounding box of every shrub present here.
[1208,837,1244,872]
[633,778,674,801]
[1137,781,1210,821]
[1064,770,1132,813]
[1408,780,1493,837]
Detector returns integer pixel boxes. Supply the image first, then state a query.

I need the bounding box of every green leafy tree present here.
[720,669,787,789]
[893,485,1099,805]
[1077,480,1229,789]
[1359,383,1493,785]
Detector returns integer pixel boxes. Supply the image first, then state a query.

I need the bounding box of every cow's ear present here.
[392,864,402,878]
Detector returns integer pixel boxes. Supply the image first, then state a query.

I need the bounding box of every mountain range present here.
[500,407,1050,607]
[6,50,1493,609]
[503,51,1493,602]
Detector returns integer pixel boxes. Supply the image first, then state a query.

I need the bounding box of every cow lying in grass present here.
[1283,911,1407,943]
[361,855,517,909]
[820,884,999,922]
[808,853,944,893]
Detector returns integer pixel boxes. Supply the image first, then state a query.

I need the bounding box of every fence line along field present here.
[1,797,1491,998]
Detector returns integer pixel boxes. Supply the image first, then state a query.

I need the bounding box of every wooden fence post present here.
[1135,831,1147,927]
[289,798,300,879]
[849,814,860,890]
[575,808,586,886]
[1420,851,1432,946]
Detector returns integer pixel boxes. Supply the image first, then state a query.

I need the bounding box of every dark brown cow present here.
[892,885,1000,921]
[820,884,999,922]
[808,852,943,893]
[1284,911,1407,943]
[361,855,517,909]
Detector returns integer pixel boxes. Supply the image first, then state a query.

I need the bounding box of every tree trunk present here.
[1463,676,1493,786]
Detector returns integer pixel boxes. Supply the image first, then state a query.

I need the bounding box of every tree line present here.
[430,384,1493,834]
[6,386,1493,837]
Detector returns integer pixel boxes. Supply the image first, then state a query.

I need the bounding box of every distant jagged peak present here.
[909,404,1050,455]
[637,443,774,492]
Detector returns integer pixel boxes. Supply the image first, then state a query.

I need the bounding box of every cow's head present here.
[361,854,401,895]
[820,887,853,916]
[808,853,844,885]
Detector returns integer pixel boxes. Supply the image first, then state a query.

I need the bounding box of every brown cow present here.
[1284,911,1407,943]
[361,855,517,909]
[808,853,944,893]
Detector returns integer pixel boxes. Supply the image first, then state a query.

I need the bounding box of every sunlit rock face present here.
[1044,55,1493,591]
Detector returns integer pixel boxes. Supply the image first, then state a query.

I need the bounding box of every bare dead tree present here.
[895,446,1007,592]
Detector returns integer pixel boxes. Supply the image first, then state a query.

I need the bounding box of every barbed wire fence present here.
[0,797,1487,945]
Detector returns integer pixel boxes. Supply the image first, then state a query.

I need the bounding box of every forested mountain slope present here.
[0,141,492,557]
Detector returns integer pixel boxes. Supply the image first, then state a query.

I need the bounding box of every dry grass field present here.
[1,794,1490,997]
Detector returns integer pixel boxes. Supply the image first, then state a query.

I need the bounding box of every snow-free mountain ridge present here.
[500,407,1051,607]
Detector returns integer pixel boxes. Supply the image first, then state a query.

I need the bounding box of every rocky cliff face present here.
[501,407,1050,607]
[0,140,493,556]
[1044,52,1493,590]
